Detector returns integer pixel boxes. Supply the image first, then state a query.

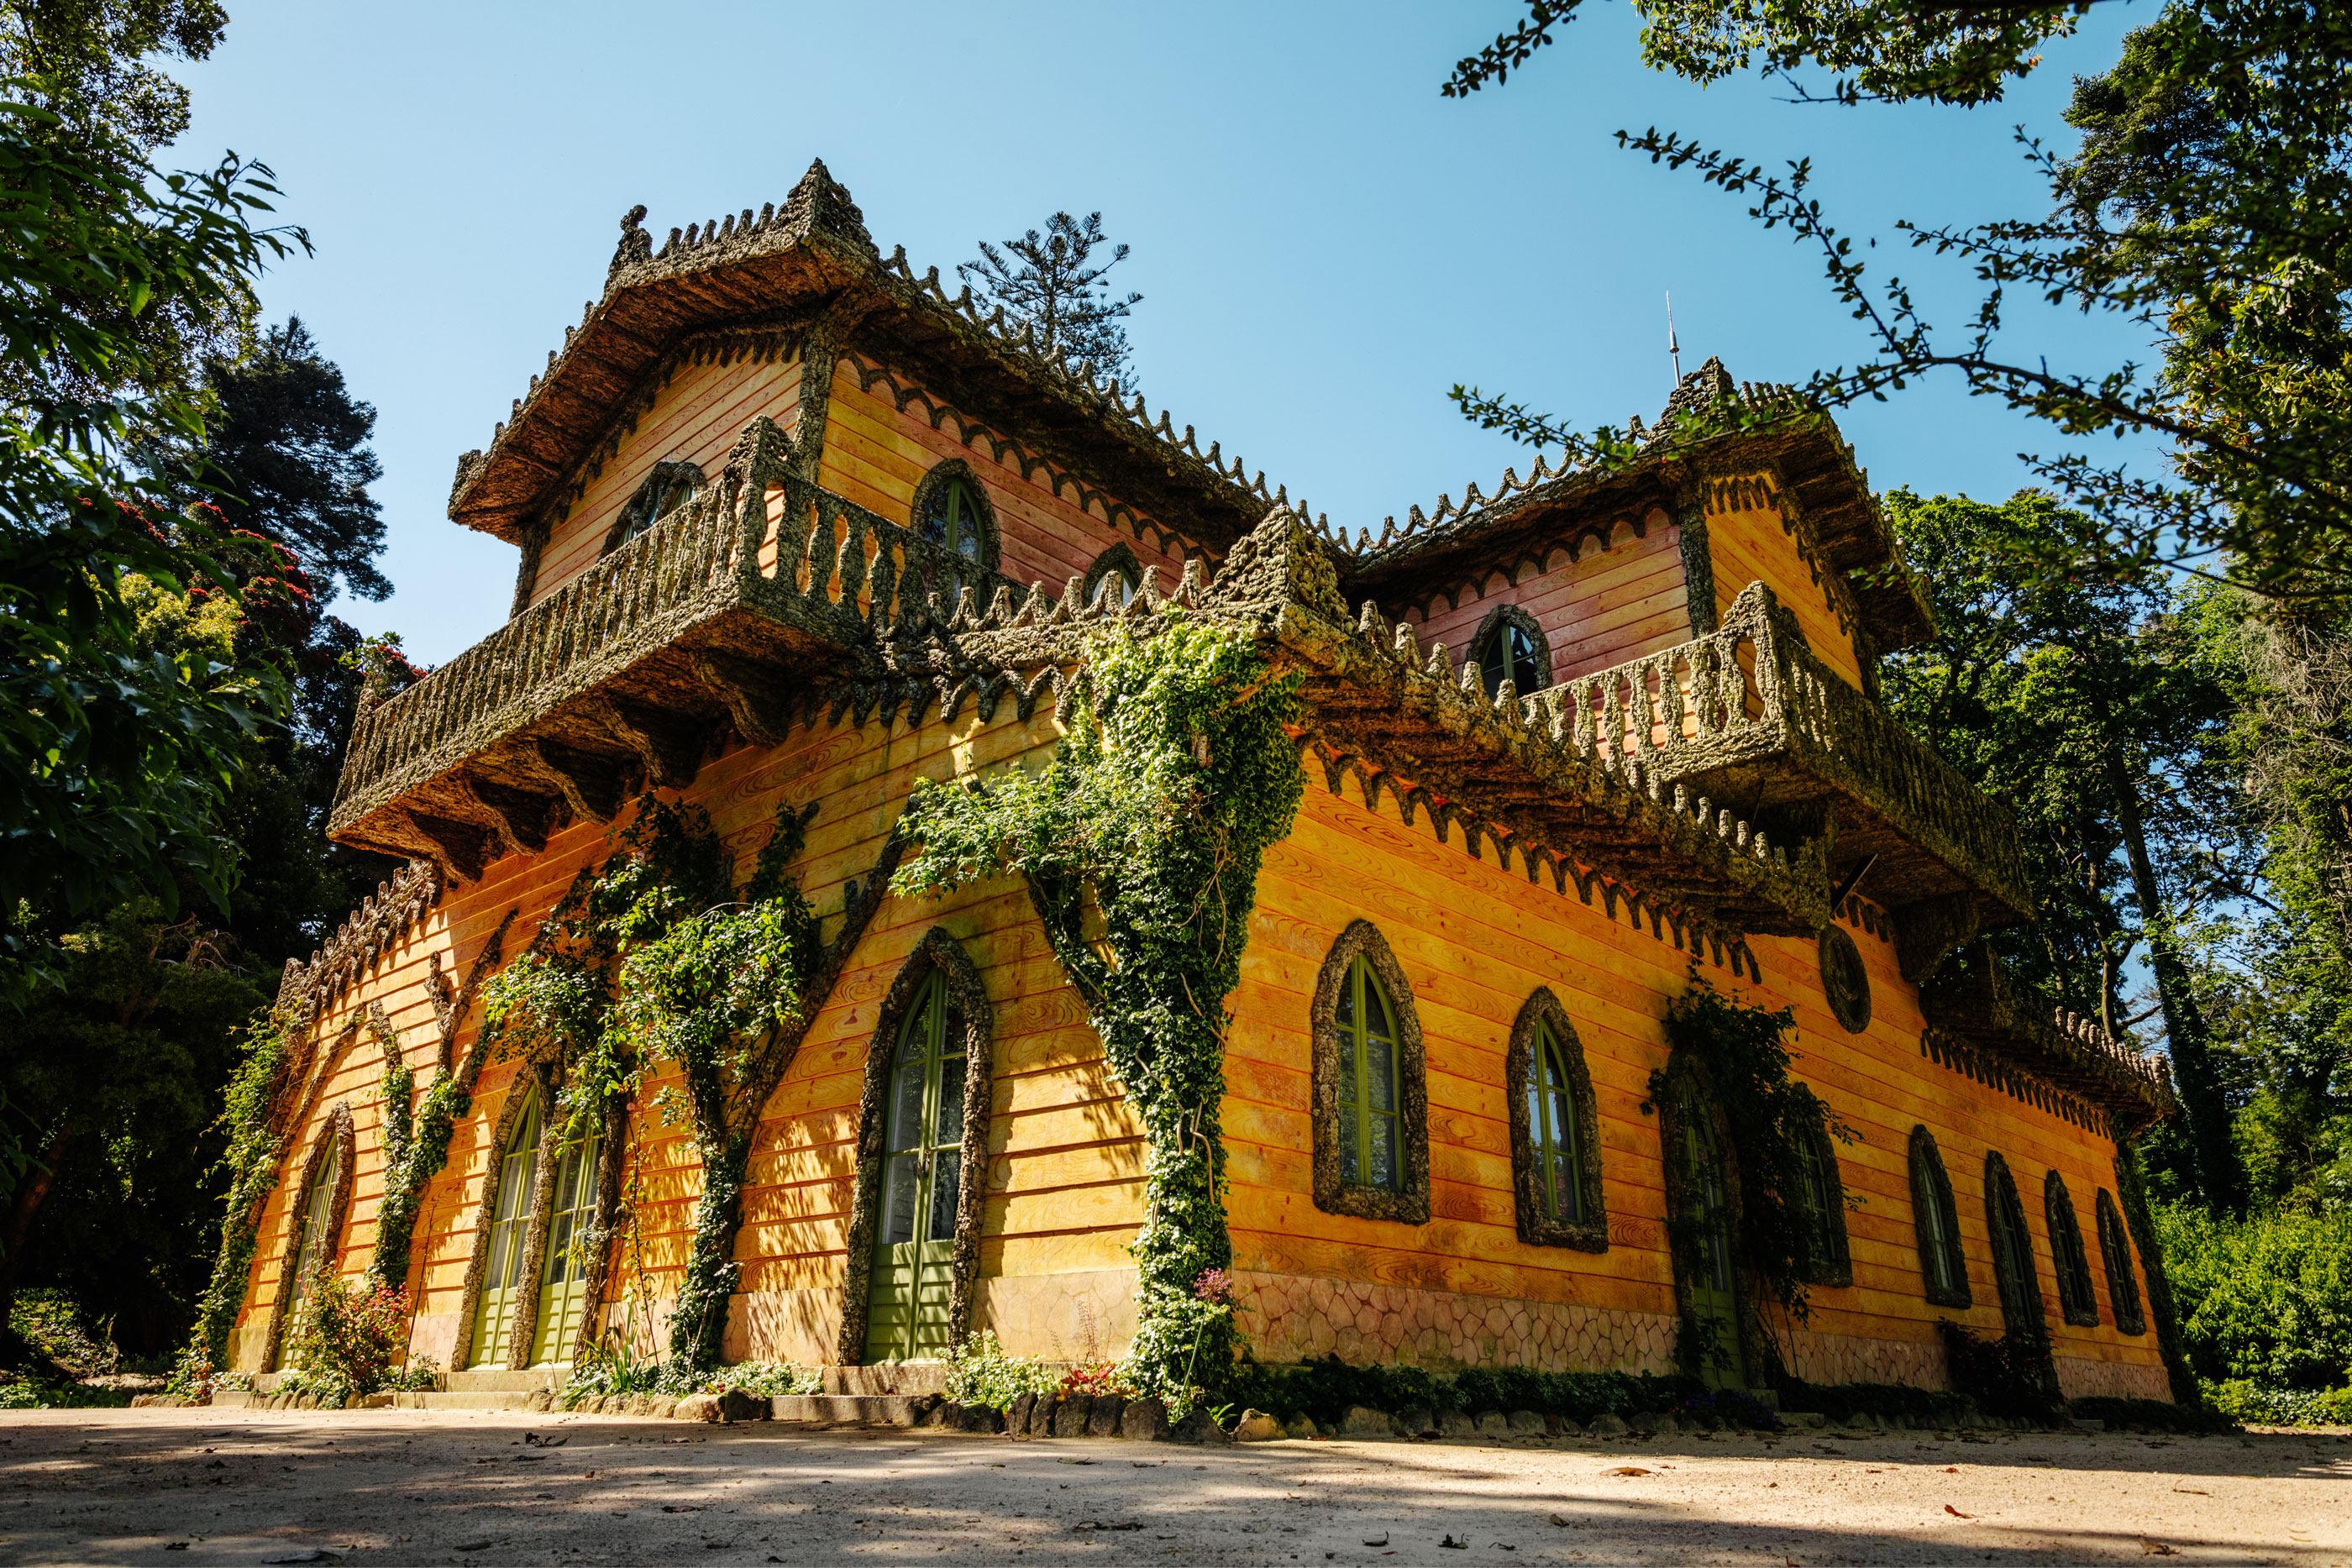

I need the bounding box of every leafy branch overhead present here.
[1444,0,2352,606]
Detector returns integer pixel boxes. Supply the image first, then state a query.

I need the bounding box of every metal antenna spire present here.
[1667,292,1683,385]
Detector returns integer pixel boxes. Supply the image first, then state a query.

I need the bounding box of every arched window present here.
[2096,1188,2147,1335]
[470,1089,543,1370]
[272,1131,346,1367]
[1469,606,1550,698]
[603,460,702,555]
[1908,1126,1970,1308]
[1795,1097,1853,1287]
[840,926,995,1366]
[1983,1151,2045,1340]
[1084,543,1143,609]
[1310,920,1429,1225]
[529,1112,606,1364]
[2044,1172,2099,1327]
[1506,989,1605,1250]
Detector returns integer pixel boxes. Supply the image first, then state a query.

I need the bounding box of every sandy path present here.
[0,1407,2345,1565]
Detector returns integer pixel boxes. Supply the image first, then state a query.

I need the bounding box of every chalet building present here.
[226,162,2180,1403]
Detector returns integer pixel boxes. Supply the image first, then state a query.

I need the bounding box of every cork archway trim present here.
[259,1102,357,1371]
[1504,987,1607,1251]
[837,926,996,1364]
[1309,919,1431,1226]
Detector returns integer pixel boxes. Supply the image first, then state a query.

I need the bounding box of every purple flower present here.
[1193,1268,1232,1304]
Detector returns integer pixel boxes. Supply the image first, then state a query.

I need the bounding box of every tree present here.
[958,211,1142,385]
[1443,0,2352,607]
[1877,489,2247,1208]
[0,0,227,153]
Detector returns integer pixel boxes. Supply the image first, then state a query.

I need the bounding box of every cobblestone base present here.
[2055,1354,2172,1403]
[1231,1271,1680,1374]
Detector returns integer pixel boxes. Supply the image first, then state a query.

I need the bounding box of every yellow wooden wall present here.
[1226,766,2169,1397]
[529,353,806,606]
[816,356,1198,599]
[1705,479,1866,692]
[1411,509,1694,687]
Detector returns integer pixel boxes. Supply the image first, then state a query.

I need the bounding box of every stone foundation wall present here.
[2055,1353,2172,1403]
[971,1269,1140,1365]
[1783,1329,1951,1390]
[1231,1270,1680,1374]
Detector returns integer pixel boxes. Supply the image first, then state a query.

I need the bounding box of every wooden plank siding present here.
[529,354,806,607]
[1410,511,1697,689]
[1225,767,2167,1392]
[1705,488,1867,692]
[816,359,1199,600]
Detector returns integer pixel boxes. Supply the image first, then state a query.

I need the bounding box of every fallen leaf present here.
[163,1546,190,1554]
[454,1544,494,1555]
[1945,1506,1974,1519]
[1439,1536,1469,1550]
[2139,1539,2178,1556]
[1547,1513,1571,1527]
[1071,1522,1142,1533]
[2173,1487,2208,1496]
[1943,1466,1959,1474]
[662,1505,703,1513]
[261,1554,339,1565]
[1363,1535,1389,1547]
[1604,1466,1652,1476]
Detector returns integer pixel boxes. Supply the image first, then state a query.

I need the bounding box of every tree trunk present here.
[2107,753,2244,1212]
[0,1125,71,1347]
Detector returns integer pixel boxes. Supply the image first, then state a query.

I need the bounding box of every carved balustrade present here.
[1530,581,2032,924]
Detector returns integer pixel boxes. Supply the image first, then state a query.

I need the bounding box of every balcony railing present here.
[1922,943,2176,1128]
[329,450,1037,841]
[1529,581,2031,922]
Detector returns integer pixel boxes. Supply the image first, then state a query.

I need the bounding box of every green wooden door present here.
[272,1138,344,1368]
[1677,1088,1746,1389]
[864,973,965,1362]
[470,1092,541,1369]
[529,1117,603,1365]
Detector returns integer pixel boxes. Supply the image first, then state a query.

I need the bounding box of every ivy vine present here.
[474,792,877,1380]
[362,1004,472,1296]
[1651,968,1855,1347]
[891,615,1305,1404]
[177,1004,301,1386]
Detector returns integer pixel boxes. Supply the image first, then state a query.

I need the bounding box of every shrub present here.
[942,1331,1061,1411]
[1219,1355,1699,1427]
[707,1361,821,1398]
[2158,1202,2352,1392]
[1777,1377,1980,1426]
[1935,1320,2066,1422]
[279,1275,417,1405]
[2069,1394,2236,1433]
[2203,1380,2352,1427]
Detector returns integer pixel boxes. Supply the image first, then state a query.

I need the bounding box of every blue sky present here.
[175,0,2156,663]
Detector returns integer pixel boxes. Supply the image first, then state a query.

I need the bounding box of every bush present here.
[1935,1320,2066,1422]
[708,1361,820,1398]
[2158,1202,2352,1392]
[1777,1376,1980,1426]
[1219,1356,1700,1427]
[279,1275,420,1405]
[2069,1395,2236,1433]
[942,1332,1061,1411]
[2203,1380,2352,1427]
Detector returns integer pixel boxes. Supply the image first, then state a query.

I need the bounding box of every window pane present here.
[1339,1122,1361,1187]
[1366,1031,1396,1114]
[881,1153,919,1246]
[1336,1029,1358,1114]
[1360,969,1393,1044]
[934,1056,966,1147]
[928,1149,960,1242]
[888,1058,927,1152]
[1551,1146,1579,1223]
[1368,1111,1396,1190]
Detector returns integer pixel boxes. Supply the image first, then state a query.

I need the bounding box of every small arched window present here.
[1084,543,1143,609]
[604,460,702,555]
[2096,1188,2147,1335]
[2045,1172,2099,1327]
[1469,606,1549,698]
[915,469,994,567]
[1795,1098,1853,1287]
[1984,1151,2045,1340]
[285,1137,343,1311]
[1506,989,1605,1250]
[1908,1126,1970,1308]
[1310,920,1429,1225]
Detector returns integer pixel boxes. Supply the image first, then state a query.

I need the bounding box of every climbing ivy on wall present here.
[1652,968,1853,1342]
[362,1007,473,1296]
[892,615,1305,1405]
[178,1006,301,1384]
[474,794,826,1379]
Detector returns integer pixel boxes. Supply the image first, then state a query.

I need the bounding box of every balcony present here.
[1922,944,2176,1130]
[328,420,1037,879]
[1530,580,2033,962]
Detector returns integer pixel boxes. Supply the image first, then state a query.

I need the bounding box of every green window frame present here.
[1795,1115,1852,1287]
[864,968,969,1361]
[1984,1151,2045,1340]
[920,476,990,565]
[1526,1019,1583,1225]
[1335,956,1401,1193]
[1908,1125,1970,1308]
[529,1114,605,1365]
[470,1089,543,1370]
[2044,1171,2100,1328]
[2095,1188,2147,1335]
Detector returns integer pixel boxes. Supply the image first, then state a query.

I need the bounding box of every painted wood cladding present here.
[1411,512,1694,689]
[1705,483,1867,692]
[815,359,1196,600]
[529,354,806,607]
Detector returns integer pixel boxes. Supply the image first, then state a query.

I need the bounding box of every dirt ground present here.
[1,1407,2346,1567]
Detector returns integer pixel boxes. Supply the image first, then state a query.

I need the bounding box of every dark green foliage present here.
[2066,1394,2235,1434]
[1935,1319,2066,1422]
[181,1006,299,1382]
[1653,968,1847,1325]
[958,211,1142,385]
[0,909,265,1360]
[1777,1377,1979,1427]
[1222,1353,1700,1428]
[2158,1201,2352,1392]
[893,617,1305,1404]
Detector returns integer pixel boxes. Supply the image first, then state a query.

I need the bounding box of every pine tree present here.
[958,212,1142,385]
